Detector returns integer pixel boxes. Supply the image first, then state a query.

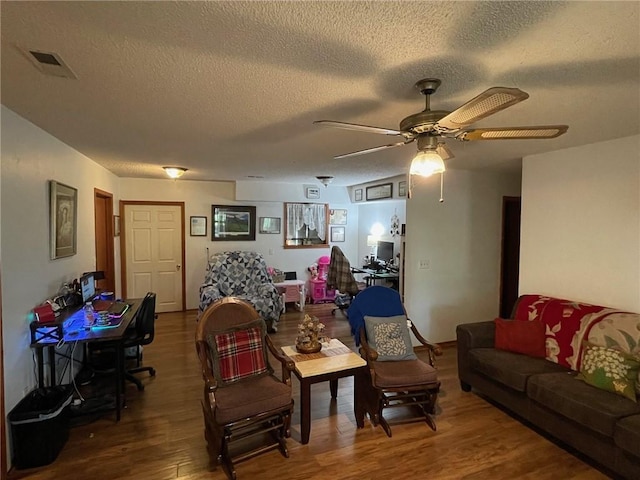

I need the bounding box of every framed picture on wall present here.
[355,189,363,201]
[398,181,407,197]
[190,216,207,236]
[331,226,345,242]
[366,182,393,201]
[259,217,281,234]
[329,209,347,225]
[211,205,256,241]
[50,180,77,259]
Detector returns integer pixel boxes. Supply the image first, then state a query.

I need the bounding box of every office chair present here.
[122,292,157,391]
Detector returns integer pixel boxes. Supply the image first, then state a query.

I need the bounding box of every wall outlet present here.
[419,259,430,270]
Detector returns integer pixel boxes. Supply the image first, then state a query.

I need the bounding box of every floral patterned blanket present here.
[513,295,639,371]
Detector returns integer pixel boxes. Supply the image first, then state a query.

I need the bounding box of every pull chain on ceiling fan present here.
[314,78,568,180]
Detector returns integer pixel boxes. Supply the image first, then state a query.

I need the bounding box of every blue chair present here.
[348,286,442,436]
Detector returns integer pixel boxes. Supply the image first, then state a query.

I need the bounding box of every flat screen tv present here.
[376,241,394,264]
[80,272,95,303]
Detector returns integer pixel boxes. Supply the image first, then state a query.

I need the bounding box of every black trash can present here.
[8,385,73,469]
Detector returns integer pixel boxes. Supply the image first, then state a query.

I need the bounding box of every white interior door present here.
[124,204,183,313]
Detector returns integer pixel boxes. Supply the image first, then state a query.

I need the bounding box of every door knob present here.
[176,264,181,271]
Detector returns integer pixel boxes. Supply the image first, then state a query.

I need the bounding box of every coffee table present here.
[281,338,367,444]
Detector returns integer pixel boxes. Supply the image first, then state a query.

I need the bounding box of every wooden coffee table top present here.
[281,338,366,378]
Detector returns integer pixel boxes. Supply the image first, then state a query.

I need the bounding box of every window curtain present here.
[286,203,326,241]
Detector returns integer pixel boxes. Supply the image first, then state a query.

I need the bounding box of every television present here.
[80,272,96,303]
[376,241,394,264]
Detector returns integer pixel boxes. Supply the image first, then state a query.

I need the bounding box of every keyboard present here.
[93,300,129,318]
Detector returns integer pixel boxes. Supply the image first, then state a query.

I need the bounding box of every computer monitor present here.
[376,241,394,264]
[80,272,96,303]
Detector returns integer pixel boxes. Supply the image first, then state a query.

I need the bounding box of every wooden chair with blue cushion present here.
[195,297,294,480]
[347,285,442,437]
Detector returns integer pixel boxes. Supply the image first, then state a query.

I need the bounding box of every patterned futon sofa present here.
[199,251,282,332]
[457,295,640,478]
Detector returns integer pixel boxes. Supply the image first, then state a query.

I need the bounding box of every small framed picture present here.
[305,186,320,199]
[398,181,407,197]
[329,209,347,225]
[331,226,345,242]
[354,189,363,202]
[366,183,393,201]
[50,180,77,259]
[113,215,121,237]
[259,217,281,234]
[190,216,207,236]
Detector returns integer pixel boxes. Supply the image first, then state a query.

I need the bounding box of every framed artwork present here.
[190,216,207,236]
[329,209,347,225]
[259,217,281,234]
[398,181,407,197]
[211,205,256,241]
[354,189,363,201]
[49,180,77,259]
[113,215,121,237]
[366,183,393,201]
[305,186,320,199]
[331,226,345,242]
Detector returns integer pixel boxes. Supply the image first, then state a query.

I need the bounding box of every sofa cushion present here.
[578,343,640,402]
[494,318,546,358]
[527,372,640,437]
[469,348,567,392]
[614,415,640,458]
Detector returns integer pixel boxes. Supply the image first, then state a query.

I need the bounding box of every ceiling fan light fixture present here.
[409,150,445,177]
[163,166,188,179]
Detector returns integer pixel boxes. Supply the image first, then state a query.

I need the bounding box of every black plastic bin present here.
[8,385,73,469]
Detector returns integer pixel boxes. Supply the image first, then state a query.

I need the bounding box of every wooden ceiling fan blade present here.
[334,141,409,159]
[314,120,407,136]
[436,143,454,160]
[437,87,530,131]
[458,125,569,141]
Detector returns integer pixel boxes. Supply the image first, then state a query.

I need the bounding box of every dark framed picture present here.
[354,188,363,202]
[331,226,345,242]
[190,216,207,236]
[398,181,407,197]
[259,217,281,234]
[50,180,77,259]
[211,205,256,241]
[366,183,393,201]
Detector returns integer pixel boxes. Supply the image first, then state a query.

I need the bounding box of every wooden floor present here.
[9,303,611,480]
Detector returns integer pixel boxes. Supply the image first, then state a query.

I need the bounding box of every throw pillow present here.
[494,317,546,358]
[208,320,268,384]
[578,343,640,402]
[364,314,417,362]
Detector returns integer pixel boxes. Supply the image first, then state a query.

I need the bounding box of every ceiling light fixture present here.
[316,175,334,187]
[163,166,188,179]
[409,149,445,177]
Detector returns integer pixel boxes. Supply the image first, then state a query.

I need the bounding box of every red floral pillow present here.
[212,323,268,383]
[494,318,546,358]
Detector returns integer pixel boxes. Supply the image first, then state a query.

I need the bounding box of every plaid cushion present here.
[214,326,267,383]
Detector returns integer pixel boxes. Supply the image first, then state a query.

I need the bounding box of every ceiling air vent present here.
[19,46,77,79]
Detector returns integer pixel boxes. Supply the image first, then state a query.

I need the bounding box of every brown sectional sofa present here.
[457,295,640,479]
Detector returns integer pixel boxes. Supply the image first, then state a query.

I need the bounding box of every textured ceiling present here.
[1,1,639,186]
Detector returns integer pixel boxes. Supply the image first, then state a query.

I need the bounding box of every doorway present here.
[120,201,185,313]
[94,189,115,293]
[499,196,521,318]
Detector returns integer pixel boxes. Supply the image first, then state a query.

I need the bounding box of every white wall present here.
[404,170,521,343]
[520,135,640,311]
[1,106,121,462]
[119,179,360,309]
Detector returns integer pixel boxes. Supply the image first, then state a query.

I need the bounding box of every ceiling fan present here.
[314,78,568,176]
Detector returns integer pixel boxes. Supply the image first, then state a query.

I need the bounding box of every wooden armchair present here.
[347,286,442,437]
[195,297,294,480]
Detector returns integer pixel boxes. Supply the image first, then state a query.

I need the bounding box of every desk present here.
[351,267,400,289]
[30,298,142,421]
[281,339,366,444]
[273,279,305,312]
